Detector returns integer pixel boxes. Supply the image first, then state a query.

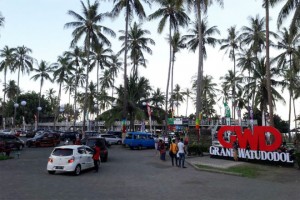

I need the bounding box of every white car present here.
[99,134,122,145]
[47,145,99,175]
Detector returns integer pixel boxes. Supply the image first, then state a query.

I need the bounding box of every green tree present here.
[3,80,19,101]
[108,54,122,98]
[220,26,241,119]
[111,0,151,134]
[274,27,300,138]
[185,0,223,126]
[64,46,86,127]
[12,45,33,99]
[170,84,184,116]
[65,0,115,130]
[245,57,285,120]
[0,12,4,28]
[119,22,155,79]
[90,42,112,116]
[220,70,243,117]
[193,75,218,118]
[276,0,300,33]
[182,88,192,117]
[0,46,15,103]
[30,60,53,124]
[53,56,74,128]
[149,0,189,131]
[169,32,186,111]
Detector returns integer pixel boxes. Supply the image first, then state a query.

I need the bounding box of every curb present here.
[187,162,243,177]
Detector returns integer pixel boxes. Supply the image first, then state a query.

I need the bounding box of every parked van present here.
[124,132,155,149]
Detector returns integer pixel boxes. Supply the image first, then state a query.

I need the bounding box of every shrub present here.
[187,143,210,156]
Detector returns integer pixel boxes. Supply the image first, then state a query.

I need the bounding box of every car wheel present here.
[48,170,55,175]
[27,143,31,148]
[117,141,122,145]
[74,165,81,176]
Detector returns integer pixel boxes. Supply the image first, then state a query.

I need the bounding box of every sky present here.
[0,0,292,123]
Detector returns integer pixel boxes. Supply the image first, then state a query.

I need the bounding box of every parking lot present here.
[0,142,299,200]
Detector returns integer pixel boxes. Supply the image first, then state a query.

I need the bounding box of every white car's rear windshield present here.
[52,148,73,156]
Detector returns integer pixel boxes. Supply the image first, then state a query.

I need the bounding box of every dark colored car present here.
[60,131,79,143]
[26,131,60,147]
[25,130,36,138]
[0,134,25,150]
[0,137,12,156]
[107,131,122,138]
[82,137,108,162]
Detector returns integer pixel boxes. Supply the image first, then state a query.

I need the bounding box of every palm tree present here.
[245,57,285,121]
[119,22,155,79]
[90,42,112,117]
[276,0,300,33]
[151,88,165,107]
[193,75,218,118]
[169,32,186,112]
[148,0,189,132]
[108,54,122,98]
[45,88,57,114]
[64,46,85,127]
[103,76,151,130]
[236,48,256,110]
[170,84,184,116]
[111,0,151,134]
[30,60,53,126]
[65,0,115,131]
[220,70,243,117]
[0,46,15,103]
[240,15,269,57]
[220,26,241,119]
[12,45,33,99]
[185,0,223,126]
[3,80,19,101]
[182,88,192,117]
[274,27,300,141]
[53,55,74,128]
[99,69,113,91]
[0,12,4,28]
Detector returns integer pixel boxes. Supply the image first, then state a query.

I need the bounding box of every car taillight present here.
[48,158,53,163]
[68,156,75,163]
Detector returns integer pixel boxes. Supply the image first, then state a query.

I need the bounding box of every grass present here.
[0,154,13,160]
[195,164,263,178]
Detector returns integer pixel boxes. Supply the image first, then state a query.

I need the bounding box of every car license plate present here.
[55,166,64,169]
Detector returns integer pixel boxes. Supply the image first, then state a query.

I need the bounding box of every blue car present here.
[124,132,155,149]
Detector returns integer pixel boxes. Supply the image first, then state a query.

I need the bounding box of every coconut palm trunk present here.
[83,36,91,131]
[122,3,130,139]
[196,2,204,122]
[165,18,173,133]
[265,0,274,126]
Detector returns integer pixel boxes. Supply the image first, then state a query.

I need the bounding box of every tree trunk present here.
[196,2,203,122]
[265,1,274,126]
[122,3,130,140]
[165,19,173,134]
[82,31,91,131]
[233,48,236,120]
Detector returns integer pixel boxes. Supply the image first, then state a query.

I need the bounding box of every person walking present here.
[160,140,166,161]
[177,138,187,168]
[93,141,101,172]
[169,138,178,166]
